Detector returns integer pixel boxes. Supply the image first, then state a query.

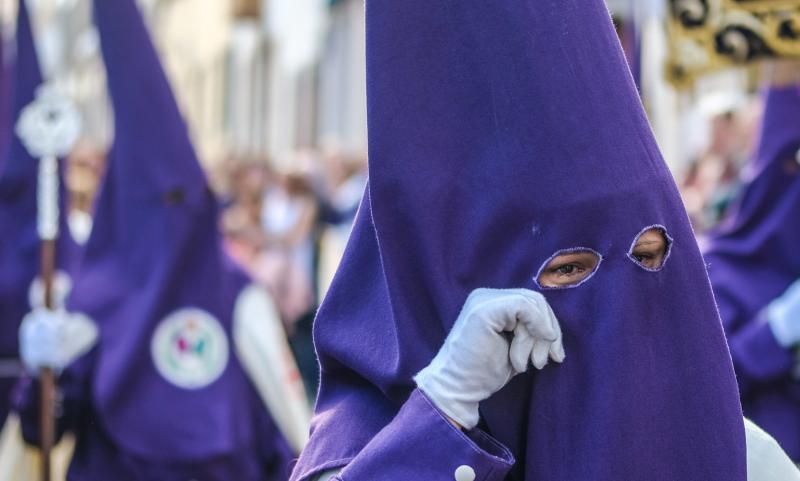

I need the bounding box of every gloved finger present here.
[532,338,551,370]
[540,301,565,362]
[521,291,561,340]
[510,324,535,373]
[549,335,566,363]
[516,301,557,342]
[61,313,99,365]
[468,292,529,332]
[541,296,562,336]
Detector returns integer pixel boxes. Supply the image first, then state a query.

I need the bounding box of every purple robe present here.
[14,0,293,478]
[704,85,800,460]
[291,1,746,480]
[0,0,78,425]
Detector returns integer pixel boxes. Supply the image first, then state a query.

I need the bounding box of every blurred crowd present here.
[218,149,366,395]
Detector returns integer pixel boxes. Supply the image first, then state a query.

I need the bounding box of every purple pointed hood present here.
[0,0,77,365]
[70,0,262,464]
[295,1,746,480]
[703,85,800,338]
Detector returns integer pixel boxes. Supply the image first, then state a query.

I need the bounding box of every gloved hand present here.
[28,271,72,310]
[415,288,565,430]
[768,278,800,348]
[19,307,98,375]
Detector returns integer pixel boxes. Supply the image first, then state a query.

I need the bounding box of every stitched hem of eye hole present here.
[627,224,674,272]
[534,247,604,290]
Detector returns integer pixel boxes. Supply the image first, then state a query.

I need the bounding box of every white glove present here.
[19,307,98,375]
[768,279,800,348]
[28,271,72,310]
[745,418,800,481]
[313,470,342,481]
[415,288,565,430]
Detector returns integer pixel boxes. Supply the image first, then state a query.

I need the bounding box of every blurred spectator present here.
[220,150,366,398]
[316,149,367,295]
[65,139,106,244]
[260,171,318,327]
[680,100,759,232]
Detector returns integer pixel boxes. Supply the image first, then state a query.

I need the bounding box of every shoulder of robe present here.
[232,283,311,451]
[746,417,800,481]
[233,283,283,339]
[232,284,294,366]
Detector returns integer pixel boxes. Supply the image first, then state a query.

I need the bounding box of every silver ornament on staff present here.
[15,83,81,481]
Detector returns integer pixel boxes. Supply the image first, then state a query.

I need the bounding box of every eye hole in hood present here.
[162,188,186,206]
[536,247,602,290]
[628,225,673,272]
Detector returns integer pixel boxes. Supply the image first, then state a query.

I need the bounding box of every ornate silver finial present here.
[15,83,82,159]
[15,84,82,241]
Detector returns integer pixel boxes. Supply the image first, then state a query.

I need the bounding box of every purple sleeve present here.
[728,313,794,394]
[13,346,96,446]
[328,389,513,481]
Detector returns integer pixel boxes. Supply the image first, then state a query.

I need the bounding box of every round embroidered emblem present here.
[151,308,229,389]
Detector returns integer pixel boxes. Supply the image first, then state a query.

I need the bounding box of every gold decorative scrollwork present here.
[666,0,800,88]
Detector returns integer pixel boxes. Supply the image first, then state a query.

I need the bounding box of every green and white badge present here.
[151,308,229,389]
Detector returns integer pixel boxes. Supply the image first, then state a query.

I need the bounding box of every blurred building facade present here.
[1,0,362,171]
[0,0,771,177]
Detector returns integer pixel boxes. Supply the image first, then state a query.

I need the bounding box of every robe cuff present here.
[729,313,794,393]
[339,389,514,481]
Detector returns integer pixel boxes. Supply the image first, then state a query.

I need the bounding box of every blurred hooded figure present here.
[0,0,78,426]
[14,0,309,479]
[703,67,800,462]
[285,0,766,480]
[64,139,106,245]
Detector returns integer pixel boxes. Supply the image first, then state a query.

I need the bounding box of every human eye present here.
[631,251,658,268]
[629,226,672,271]
[552,263,585,276]
[631,251,656,262]
[537,249,602,289]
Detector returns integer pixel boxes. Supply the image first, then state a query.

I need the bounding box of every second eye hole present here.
[629,226,671,271]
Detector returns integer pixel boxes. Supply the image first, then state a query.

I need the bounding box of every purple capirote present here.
[14,0,292,479]
[291,1,747,480]
[0,0,77,425]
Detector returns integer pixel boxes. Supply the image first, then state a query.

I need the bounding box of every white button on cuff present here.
[455,465,476,481]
